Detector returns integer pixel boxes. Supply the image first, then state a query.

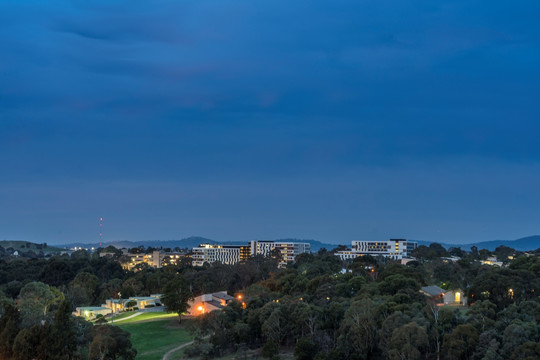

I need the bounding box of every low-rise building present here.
[420,285,445,300]
[481,256,504,267]
[103,294,162,313]
[187,291,235,316]
[420,285,466,306]
[73,306,112,319]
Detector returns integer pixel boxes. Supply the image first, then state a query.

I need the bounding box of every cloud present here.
[1,0,540,242]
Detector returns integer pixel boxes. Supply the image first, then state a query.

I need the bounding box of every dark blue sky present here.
[1,0,540,245]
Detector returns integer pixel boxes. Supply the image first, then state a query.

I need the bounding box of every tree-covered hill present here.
[0,240,65,256]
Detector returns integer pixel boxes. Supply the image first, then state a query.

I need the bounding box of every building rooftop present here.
[106,299,123,303]
[421,285,445,297]
[212,292,234,301]
[206,300,225,309]
[76,306,110,311]
[129,296,158,301]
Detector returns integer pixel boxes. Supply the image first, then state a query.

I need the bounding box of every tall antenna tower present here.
[99,217,103,245]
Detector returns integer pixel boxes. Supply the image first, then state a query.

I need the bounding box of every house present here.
[481,257,504,267]
[103,294,162,313]
[420,285,466,306]
[420,285,445,302]
[128,295,162,309]
[187,291,235,316]
[443,290,466,306]
[73,306,112,319]
[103,299,126,313]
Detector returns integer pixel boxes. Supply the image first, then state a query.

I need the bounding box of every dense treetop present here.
[0,243,539,359]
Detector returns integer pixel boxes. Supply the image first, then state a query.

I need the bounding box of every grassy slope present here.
[117,313,192,360]
[109,311,137,322]
[119,312,177,324]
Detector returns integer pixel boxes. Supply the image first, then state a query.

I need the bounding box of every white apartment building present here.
[335,239,417,261]
[192,241,310,267]
[192,244,250,266]
[250,240,311,267]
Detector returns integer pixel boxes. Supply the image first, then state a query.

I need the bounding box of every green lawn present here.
[109,311,137,322]
[117,316,193,360]
[118,312,177,324]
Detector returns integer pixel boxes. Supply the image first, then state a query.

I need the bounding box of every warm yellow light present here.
[237,295,243,300]
[197,306,204,311]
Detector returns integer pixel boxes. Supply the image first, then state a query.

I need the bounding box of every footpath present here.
[110,312,143,323]
[162,340,195,360]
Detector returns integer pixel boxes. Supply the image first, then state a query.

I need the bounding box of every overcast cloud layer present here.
[1,0,539,244]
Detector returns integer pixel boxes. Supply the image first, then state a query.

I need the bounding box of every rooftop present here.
[206,300,225,309]
[212,292,234,301]
[421,285,445,297]
[76,306,110,311]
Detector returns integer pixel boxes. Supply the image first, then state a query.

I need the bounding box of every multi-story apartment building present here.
[191,244,250,267]
[250,240,311,267]
[335,239,417,261]
[191,240,310,267]
[120,250,188,270]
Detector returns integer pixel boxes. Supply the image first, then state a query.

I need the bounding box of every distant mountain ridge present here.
[61,236,219,250]
[414,235,540,251]
[60,237,336,252]
[57,235,540,252]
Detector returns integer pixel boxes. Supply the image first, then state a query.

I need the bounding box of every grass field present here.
[108,311,137,322]
[117,313,193,360]
[118,312,177,324]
